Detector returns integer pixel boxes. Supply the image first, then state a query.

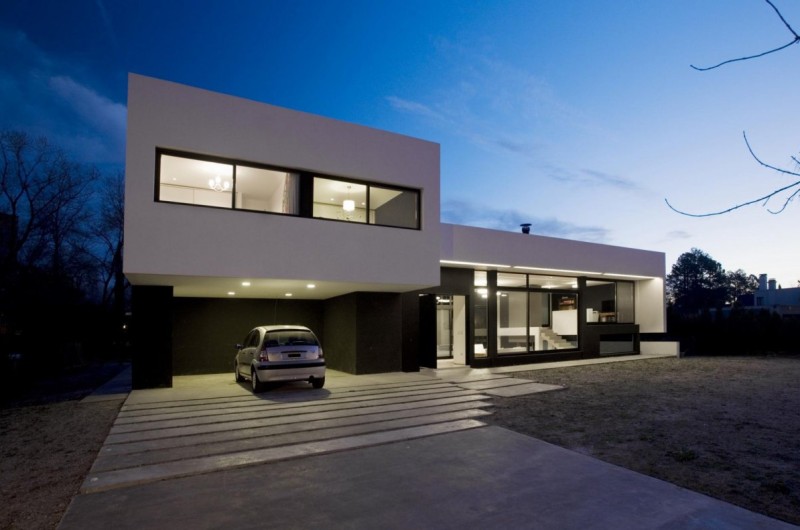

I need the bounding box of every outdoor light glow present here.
[441,260,511,269]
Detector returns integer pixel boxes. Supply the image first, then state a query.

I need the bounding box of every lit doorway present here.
[436,295,466,367]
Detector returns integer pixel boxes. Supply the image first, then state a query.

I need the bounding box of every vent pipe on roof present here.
[520,223,532,234]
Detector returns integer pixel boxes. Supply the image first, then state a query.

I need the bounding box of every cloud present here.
[441,199,610,243]
[545,167,646,192]
[386,40,610,163]
[386,96,447,123]
[0,28,125,166]
[666,230,692,240]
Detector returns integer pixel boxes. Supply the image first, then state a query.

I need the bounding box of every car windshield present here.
[263,330,319,347]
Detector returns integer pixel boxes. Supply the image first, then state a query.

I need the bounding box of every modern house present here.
[124,74,672,389]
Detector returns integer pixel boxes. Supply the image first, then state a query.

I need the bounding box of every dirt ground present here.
[487,355,800,526]
[0,364,125,530]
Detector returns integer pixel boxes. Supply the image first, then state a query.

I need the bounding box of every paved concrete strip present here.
[115,384,468,424]
[99,400,494,457]
[92,408,493,472]
[121,379,448,413]
[481,382,565,397]
[82,419,488,493]
[457,377,540,390]
[105,393,492,444]
[433,373,511,384]
[110,388,484,434]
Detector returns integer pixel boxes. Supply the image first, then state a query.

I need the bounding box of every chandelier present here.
[342,185,355,212]
[208,175,231,192]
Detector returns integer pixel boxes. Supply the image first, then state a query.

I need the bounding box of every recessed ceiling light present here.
[241,281,251,287]
[227,291,236,296]
[285,293,293,297]
[306,284,316,289]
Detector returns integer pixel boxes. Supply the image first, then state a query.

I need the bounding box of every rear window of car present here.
[263,330,319,348]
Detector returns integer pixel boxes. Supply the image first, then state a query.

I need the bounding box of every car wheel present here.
[235,362,244,383]
[251,369,264,393]
[311,377,325,389]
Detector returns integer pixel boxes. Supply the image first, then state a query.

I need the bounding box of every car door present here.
[237,330,259,376]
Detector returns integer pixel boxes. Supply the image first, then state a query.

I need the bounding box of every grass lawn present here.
[487,356,800,526]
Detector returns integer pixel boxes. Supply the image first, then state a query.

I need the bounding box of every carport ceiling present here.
[124,274,430,300]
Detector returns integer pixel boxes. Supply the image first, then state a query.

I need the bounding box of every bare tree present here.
[666,0,799,217]
[94,170,127,311]
[0,130,98,283]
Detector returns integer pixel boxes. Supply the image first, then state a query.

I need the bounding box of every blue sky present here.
[1,1,798,285]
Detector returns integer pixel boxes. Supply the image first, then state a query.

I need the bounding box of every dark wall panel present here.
[132,286,173,389]
[172,298,323,375]
[323,294,358,373]
[355,293,403,374]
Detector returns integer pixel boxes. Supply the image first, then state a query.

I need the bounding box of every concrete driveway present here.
[59,363,796,529]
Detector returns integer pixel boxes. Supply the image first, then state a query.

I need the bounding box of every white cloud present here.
[0,28,126,165]
[441,199,609,242]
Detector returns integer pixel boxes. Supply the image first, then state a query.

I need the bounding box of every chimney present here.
[758,274,767,291]
[768,279,777,291]
[520,223,531,234]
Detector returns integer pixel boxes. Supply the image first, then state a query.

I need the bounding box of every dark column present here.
[417,294,437,369]
[131,285,173,389]
[487,270,498,359]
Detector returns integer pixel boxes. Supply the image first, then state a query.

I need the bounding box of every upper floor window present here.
[312,176,419,229]
[156,149,420,229]
[157,150,299,215]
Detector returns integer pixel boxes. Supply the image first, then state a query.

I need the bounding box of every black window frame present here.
[155,148,421,230]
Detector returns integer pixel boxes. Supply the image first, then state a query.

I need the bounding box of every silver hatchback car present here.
[235,325,326,392]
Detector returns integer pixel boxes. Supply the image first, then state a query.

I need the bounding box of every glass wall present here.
[489,272,579,356]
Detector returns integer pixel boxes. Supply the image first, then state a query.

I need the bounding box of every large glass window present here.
[156,149,420,229]
[157,151,299,214]
[312,177,419,228]
[159,154,234,208]
[370,186,418,228]
[496,290,578,354]
[585,280,635,324]
[313,178,368,223]
[235,166,299,214]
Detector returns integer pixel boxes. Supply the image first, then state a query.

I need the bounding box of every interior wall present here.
[172,298,324,375]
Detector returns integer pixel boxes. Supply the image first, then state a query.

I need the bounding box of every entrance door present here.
[436,295,466,366]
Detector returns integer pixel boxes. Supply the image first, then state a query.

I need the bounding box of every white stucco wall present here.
[441,224,667,333]
[124,74,440,292]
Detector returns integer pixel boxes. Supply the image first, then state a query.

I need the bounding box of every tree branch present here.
[665,132,800,217]
[690,0,800,71]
